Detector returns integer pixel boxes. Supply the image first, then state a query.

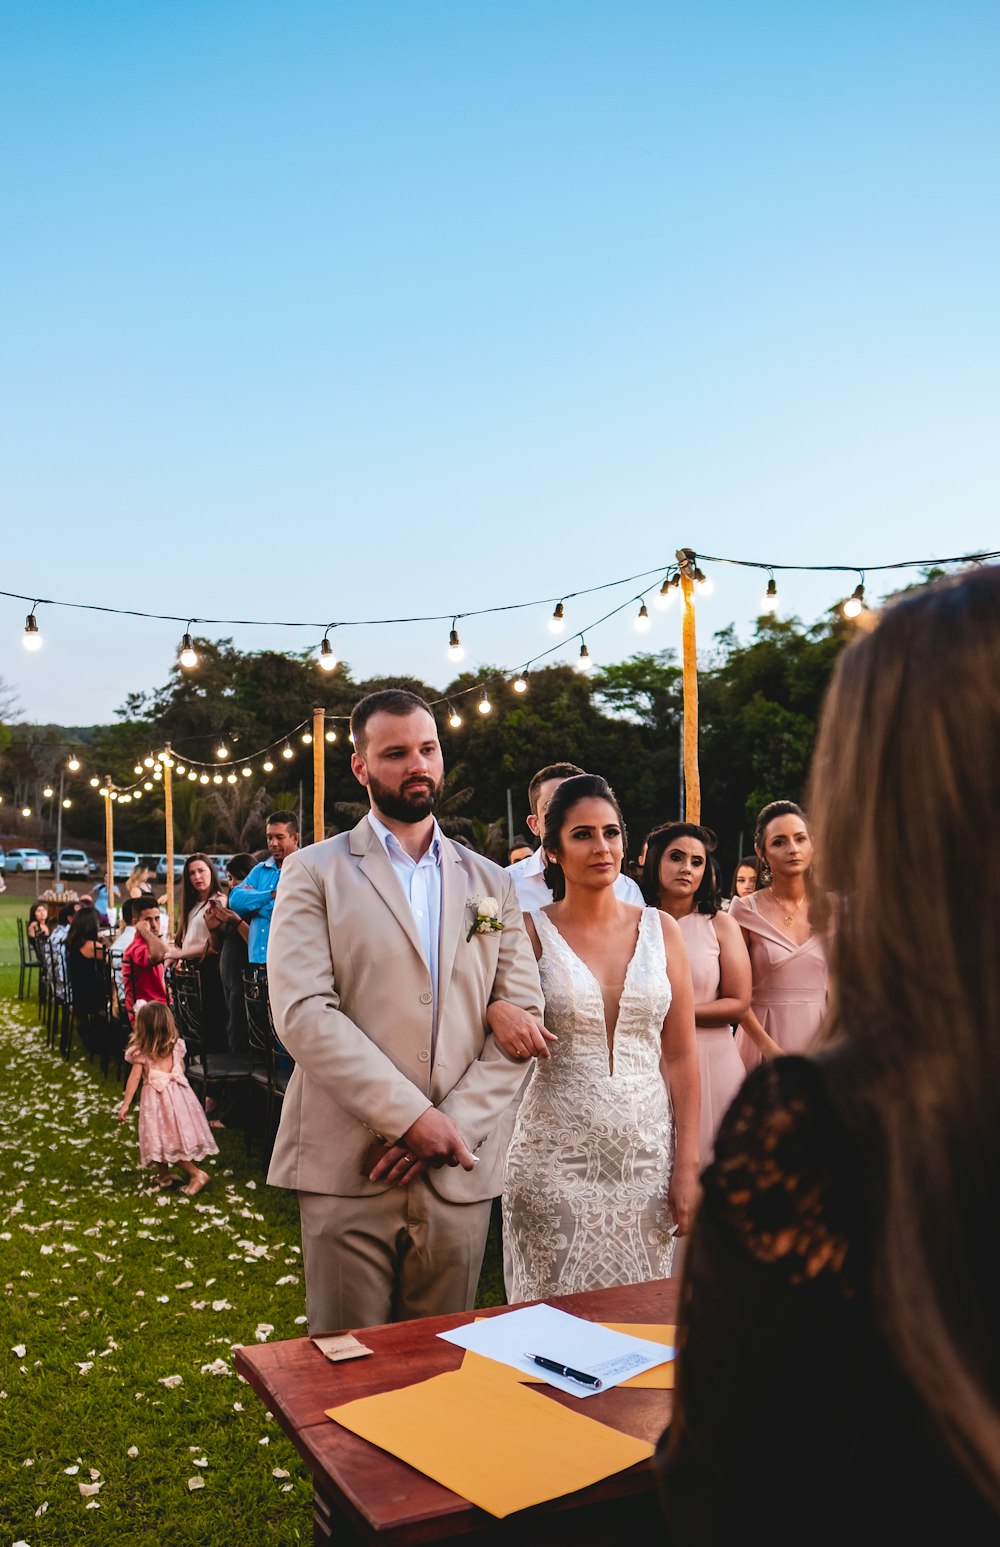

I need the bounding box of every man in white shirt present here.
[507,761,645,912]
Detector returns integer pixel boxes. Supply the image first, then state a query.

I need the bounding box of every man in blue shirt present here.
[228,812,300,970]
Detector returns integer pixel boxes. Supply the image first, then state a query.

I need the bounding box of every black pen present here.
[524,1353,603,1389]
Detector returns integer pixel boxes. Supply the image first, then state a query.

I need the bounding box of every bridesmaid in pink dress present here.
[642,823,752,1163]
[730,801,828,1071]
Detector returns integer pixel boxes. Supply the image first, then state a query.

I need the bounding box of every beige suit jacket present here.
[266,817,543,1203]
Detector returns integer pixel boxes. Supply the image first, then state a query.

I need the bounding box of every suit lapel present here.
[355,820,427,967]
[437,840,471,1012]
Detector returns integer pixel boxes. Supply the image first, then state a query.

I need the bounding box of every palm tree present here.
[333,765,476,837]
[203,784,271,851]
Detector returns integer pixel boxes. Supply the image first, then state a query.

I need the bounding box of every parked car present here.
[208,854,233,881]
[57,849,97,879]
[4,848,52,873]
[111,850,140,880]
[155,854,187,881]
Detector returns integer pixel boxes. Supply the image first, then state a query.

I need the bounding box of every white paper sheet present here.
[438,1303,674,1398]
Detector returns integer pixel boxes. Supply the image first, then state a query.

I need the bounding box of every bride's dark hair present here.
[542,774,628,901]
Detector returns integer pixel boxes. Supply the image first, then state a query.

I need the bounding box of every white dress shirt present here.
[506,844,645,912]
[367,812,444,1029]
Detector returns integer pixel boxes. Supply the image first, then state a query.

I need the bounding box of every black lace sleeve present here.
[657,1057,862,1545]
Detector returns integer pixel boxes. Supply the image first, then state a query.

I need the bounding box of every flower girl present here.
[118,1002,218,1194]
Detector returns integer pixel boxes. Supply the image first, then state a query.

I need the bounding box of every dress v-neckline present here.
[536,907,647,1074]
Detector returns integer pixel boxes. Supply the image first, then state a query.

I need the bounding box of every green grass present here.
[0,894,505,1543]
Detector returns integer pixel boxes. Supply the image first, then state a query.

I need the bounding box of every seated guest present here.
[215,854,255,1054]
[228,813,300,977]
[49,901,79,947]
[27,902,50,942]
[123,894,169,1023]
[65,905,113,1053]
[657,565,1000,1545]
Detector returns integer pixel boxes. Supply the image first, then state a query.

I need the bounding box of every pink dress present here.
[124,1038,219,1167]
[677,911,747,1163]
[729,892,828,1071]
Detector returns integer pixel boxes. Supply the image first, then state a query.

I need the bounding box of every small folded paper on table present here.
[312,1333,373,1363]
[462,1321,676,1390]
[326,1364,654,1518]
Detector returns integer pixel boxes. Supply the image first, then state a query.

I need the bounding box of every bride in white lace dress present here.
[500,775,700,1300]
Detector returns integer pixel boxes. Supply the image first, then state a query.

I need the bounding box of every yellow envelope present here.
[461,1321,676,1390]
[327,1363,654,1519]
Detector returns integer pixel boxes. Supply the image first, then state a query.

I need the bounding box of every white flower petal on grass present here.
[187,1476,206,1491]
[86,1499,101,1509]
[281,1482,293,1491]
[254,1323,274,1341]
[12,1343,26,1357]
[76,1362,94,1374]
[35,1500,49,1515]
[158,1374,183,1389]
[89,1468,101,1479]
[78,1480,103,1496]
[233,1401,244,1411]
[156,1295,169,1303]
[200,1358,229,1376]
[272,1466,290,1478]
[193,1456,208,1467]
[211,1299,232,1312]
[64,1464,80,1474]
[294,1315,307,1325]
[275,1274,299,1285]
[258,1436,270,1445]
[127,1446,139,1458]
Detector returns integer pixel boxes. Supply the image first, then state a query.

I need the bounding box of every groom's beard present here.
[367,771,443,824]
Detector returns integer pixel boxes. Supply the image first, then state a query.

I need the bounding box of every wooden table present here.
[235,1279,676,1547]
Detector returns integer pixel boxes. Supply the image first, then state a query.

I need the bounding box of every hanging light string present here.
[4,545,996,639]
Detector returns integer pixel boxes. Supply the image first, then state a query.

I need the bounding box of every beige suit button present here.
[418,1050,430,1062]
[419,990,432,1004]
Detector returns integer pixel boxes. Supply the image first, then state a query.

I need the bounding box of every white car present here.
[155,854,187,881]
[112,850,140,879]
[4,848,52,873]
[57,849,96,879]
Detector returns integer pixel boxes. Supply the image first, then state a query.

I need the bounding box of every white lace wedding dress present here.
[503,906,676,1300]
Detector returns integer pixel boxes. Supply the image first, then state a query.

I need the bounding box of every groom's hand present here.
[369,1108,477,1186]
[487,999,557,1060]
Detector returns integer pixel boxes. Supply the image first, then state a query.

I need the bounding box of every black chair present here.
[168,963,251,1115]
[17,919,41,1000]
[242,969,293,1165]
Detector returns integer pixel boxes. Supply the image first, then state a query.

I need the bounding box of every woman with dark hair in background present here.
[642,823,751,1162]
[65,904,114,1055]
[501,774,699,1299]
[658,564,1000,1543]
[730,801,827,1069]
[727,853,759,906]
[165,854,228,1050]
[26,901,50,942]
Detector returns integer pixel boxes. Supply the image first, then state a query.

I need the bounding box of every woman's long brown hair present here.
[807,563,1000,1506]
[175,853,220,945]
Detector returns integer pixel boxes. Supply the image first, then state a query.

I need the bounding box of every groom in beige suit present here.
[266,689,545,1330]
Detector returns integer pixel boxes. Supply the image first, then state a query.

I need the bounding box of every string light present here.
[143,781,153,791]
[67,756,80,772]
[477,689,492,716]
[447,620,464,663]
[216,741,229,761]
[241,766,252,777]
[212,773,223,785]
[693,565,713,597]
[447,703,462,728]
[133,763,143,775]
[318,632,338,672]
[325,728,337,743]
[262,758,274,772]
[179,630,198,670]
[43,785,54,799]
[188,770,198,781]
[199,773,210,785]
[634,601,651,633]
[281,743,294,760]
[132,790,141,801]
[549,601,566,634]
[89,777,99,788]
[175,763,186,775]
[842,582,866,619]
[143,755,155,769]
[576,640,592,674]
[301,731,313,744]
[62,798,71,809]
[22,609,41,651]
[655,574,679,610]
[153,766,162,780]
[109,791,118,802]
[512,672,528,693]
[761,574,778,614]
[226,772,238,784]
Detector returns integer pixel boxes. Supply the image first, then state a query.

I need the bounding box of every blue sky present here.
[2,0,998,725]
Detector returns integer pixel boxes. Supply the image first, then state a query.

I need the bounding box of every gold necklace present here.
[767,890,807,929]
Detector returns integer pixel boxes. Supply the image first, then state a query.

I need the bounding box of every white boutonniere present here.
[467,895,503,942]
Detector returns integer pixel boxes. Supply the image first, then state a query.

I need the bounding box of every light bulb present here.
[143,755,155,769]
[227,772,237,784]
[241,766,252,778]
[153,767,162,780]
[843,584,865,619]
[654,576,677,610]
[161,756,173,769]
[212,773,223,785]
[144,781,153,791]
[281,743,294,760]
[512,674,528,694]
[109,792,118,802]
[576,642,592,674]
[132,790,141,801]
[448,706,462,728]
[761,577,778,614]
[693,567,712,596]
[478,691,492,716]
[447,626,464,663]
[179,633,198,669]
[634,602,651,632]
[302,731,313,744]
[199,773,210,785]
[318,636,338,672]
[23,612,42,651]
[175,764,185,775]
[21,805,31,817]
[89,776,99,788]
[133,764,143,775]
[67,756,80,772]
[216,743,229,761]
[263,759,274,773]
[188,770,198,781]
[43,786,54,799]
[62,798,71,809]
[549,601,566,634]
[325,729,337,743]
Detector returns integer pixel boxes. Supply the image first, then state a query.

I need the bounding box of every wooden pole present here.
[312,705,325,845]
[163,743,175,929]
[676,548,701,823]
[103,776,116,920]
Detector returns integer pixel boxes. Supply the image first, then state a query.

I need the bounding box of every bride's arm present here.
[658,912,701,1236]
